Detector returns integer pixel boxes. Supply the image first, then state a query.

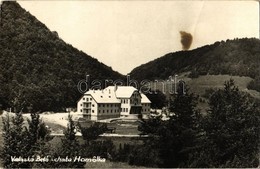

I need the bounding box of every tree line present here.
[130,38,260,81]
[127,80,259,167]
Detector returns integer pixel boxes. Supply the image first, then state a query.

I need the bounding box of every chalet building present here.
[77,86,151,121]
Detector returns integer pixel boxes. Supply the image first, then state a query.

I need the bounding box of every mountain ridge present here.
[130,38,260,81]
[0,1,123,112]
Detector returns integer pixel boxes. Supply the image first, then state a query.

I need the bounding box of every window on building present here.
[86,98,89,101]
[98,110,100,113]
[92,104,94,107]
[111,110,112,113]
[80,104,82,106]
[90,98,92,101]
[83,98,85,100]
[80,109,82,112]
[107,110,109,113]
[103,110,105,113]
[92,110,94,113]
[126,108,128,112]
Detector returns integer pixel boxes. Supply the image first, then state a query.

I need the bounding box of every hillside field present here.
[150,74,260,113]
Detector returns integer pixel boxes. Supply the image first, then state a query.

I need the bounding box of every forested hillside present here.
[0,1,123,112]
[130,38,260,81]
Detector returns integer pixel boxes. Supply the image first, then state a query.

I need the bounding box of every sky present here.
[17,1,259,75]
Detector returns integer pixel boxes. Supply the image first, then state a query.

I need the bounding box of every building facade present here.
[77,86,151,121]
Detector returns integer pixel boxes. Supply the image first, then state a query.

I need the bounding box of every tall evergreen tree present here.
[26,112,53,168]
[196,79,260,167]
[138,82,201,167]
[1,112,30,168]
[162,82,200,167]
[57,114,85,168]
[1,110,53,168]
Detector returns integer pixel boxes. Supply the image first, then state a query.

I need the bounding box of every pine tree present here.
[199,79,260,167]
[1,112,11,167]
[26,112,53,168]
[57,113,85,168]
[1,112,31,168]
[1,110,53,168]
[138,81,201,167]
[162,82,201,167]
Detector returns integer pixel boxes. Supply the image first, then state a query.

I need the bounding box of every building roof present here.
[85,89,120,103]
[113,86,138,98]
[83,86,151,104]
[141,93,151,103]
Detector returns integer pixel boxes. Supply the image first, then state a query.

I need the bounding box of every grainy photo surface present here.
[0,0,259,168]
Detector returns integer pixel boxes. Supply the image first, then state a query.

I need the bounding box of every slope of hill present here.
[130,38,260,81]
[0,1,124,112]
[130,38,260,113]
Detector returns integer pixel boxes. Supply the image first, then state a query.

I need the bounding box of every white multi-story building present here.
[77,86,151,121]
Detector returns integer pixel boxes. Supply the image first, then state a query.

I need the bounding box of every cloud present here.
[180,31,193,50]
